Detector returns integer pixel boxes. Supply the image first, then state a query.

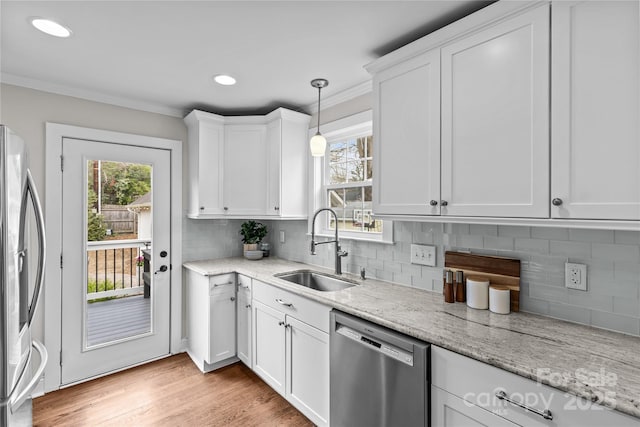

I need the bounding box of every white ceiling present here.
[1,1,492,117]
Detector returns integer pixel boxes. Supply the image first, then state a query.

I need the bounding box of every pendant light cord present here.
[316,86,322,135]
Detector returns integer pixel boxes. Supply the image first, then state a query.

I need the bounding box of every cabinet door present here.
[266,119,282,217]
[252,300,286,395]
[236,285,252,367]
[432,385,518,427]
[551,1,640,220]
[373,49,441,216]
[441,5,550,218]
[193,121,224,216]
[209,289,236,364]
[185,270,210,363]
[285,316,329,427]
[223,124,269,215]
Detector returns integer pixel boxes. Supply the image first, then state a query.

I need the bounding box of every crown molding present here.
[306,79,372,114]
[1,73,184,118]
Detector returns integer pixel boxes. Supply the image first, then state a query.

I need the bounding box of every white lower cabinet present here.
[431,346,639,427]
[252,300,286,394]
[432,385,517,427]
[185,271,237,373]
[286,316,329,425]
[252,280,330,426]
[236,274,252,368]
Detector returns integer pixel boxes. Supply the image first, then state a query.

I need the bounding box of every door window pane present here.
[85,160,152,347]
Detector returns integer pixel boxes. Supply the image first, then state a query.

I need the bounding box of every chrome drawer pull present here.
[275,298,293,307]
[495,390,553,421]
[214,282,234,287]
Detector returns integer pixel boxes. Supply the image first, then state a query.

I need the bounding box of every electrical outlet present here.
[279,230,285,244]
[410,244,436,266]
[565,262,587,291]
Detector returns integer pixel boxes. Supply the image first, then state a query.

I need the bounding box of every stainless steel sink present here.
[275,270,358,292]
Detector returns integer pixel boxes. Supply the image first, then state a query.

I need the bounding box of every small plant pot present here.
[243,243,259,251]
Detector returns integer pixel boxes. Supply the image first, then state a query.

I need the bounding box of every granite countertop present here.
[183,257,640,419]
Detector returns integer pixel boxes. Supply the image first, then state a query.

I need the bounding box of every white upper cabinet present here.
[551,0,640,221]
[441,4,550,218]
[223,124,268,215]
[266,109,311,218]
[184,111,225,216]
[372,49,441,216]
[184,108,310,219]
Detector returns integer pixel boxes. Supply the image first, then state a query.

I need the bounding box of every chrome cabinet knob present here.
[200,206,204,210]
[230,296,236,302]
[429,200,438,206]
[552,198,563,206]
[441,200,448,207]
[223,206,229,211]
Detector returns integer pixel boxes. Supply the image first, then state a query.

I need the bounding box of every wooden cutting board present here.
[444,251,521,312]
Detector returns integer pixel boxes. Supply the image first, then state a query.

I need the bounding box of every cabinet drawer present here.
[208,273,236,296]
[253,280,330,333]
[432,346,638,426]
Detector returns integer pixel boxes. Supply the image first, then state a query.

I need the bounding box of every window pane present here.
[345,139,359,161]
[328,189,345,230]
[347,160,366,183]
[329,162,346,184]
[323,132,383,237]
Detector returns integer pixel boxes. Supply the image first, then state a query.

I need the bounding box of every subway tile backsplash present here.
[184,217,640,337]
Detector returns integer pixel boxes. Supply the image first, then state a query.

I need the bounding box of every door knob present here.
[154,265,168,274]
[552,198,563,206]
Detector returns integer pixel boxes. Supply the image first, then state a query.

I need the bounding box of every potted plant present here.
[240,220,268,252]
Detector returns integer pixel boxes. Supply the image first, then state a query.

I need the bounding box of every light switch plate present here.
[411,244,436,266]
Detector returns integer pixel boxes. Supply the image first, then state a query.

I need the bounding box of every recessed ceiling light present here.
[213,74,237,86]
[31,18,72,38]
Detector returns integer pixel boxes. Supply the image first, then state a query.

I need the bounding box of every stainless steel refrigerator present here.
[0,125,48,426]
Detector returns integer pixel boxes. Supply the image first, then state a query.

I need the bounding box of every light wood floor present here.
[33,353,314,426]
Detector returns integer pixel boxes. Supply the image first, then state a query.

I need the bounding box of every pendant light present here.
[310,78,329,157]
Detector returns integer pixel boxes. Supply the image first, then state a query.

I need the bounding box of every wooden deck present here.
[87,295,150,347]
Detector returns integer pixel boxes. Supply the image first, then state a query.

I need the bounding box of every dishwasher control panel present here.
[336,324,414,366]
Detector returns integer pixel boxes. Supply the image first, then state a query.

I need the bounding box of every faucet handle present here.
[310,240,317,255]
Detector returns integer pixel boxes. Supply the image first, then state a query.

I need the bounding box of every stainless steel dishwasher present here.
[330,310,430,427]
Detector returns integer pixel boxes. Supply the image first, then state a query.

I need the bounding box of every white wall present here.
[0,83,188,343]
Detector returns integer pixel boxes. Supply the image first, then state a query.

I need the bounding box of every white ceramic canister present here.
[466,276,490,310]
[489,285,511,314]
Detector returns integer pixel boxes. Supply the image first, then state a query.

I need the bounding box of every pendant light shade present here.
[310,78,329,157]
[310,133,327,157]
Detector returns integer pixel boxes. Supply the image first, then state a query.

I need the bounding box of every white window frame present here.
[308,110,393,244]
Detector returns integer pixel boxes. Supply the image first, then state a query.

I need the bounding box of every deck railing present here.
[86,239,150,301]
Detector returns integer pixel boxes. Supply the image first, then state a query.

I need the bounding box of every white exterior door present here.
[440,4,550,218]
[551,0,640,221]
[373,49,441,216]
[60,138,171,385]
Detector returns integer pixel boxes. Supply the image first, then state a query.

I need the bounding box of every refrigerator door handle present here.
[8,340,48,413]
[26,169,46,326]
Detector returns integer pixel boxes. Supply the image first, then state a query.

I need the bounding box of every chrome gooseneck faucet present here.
[310,208,348,275]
